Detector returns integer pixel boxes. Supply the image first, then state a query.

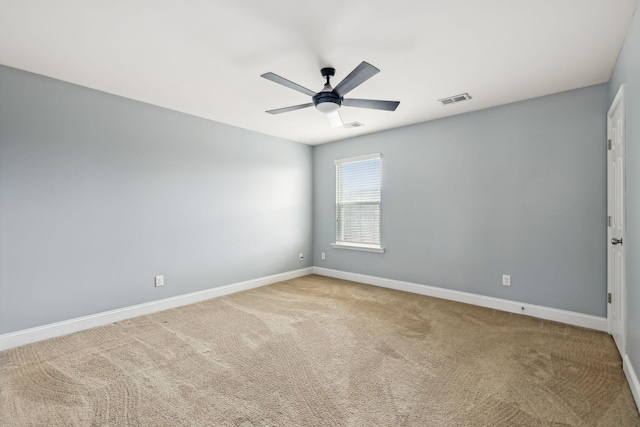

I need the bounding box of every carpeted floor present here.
[1,274,639,426]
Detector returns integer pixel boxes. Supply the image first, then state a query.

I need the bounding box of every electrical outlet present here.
[155,275,164,287]
[299,253,304,261]
[502,275,511,287]
[321,252,326,260]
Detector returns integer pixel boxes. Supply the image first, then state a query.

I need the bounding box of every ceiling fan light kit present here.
[261,61,400,128]
[313,98,341,114]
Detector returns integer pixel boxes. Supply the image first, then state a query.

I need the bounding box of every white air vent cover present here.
[343,122,364,129]
[438,93,471,105]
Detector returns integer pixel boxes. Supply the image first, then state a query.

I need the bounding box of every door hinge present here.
[608,139,612,150]
[608,215,612,227]
[608,292,612,304]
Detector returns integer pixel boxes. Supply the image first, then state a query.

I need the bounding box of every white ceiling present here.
[0,0,637,145]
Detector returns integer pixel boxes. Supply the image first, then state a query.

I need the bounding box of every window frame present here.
[331,153,384,253]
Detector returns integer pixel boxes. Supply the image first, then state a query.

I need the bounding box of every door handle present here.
[611,237,623,245]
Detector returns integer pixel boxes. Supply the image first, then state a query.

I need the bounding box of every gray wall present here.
[610,6,640,380]
[314,84,609,317]
[0,61,616,334]
[0,65,313,334]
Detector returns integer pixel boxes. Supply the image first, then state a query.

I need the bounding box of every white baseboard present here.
[624,354,640,413]
[0,266,609,352]
[312,267,607,332]
[0,267,313,352]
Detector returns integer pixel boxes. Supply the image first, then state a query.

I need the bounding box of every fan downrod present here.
[320,67,335,85]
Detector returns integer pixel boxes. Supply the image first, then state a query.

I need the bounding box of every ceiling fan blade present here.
[266,103,314,114]
[333,62,380,97]
[327,111,344,128]
[261,72,316,97]
[342,98,400,111]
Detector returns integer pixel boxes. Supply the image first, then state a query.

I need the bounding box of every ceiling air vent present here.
[438,93,471,105]
[343,122,364,129]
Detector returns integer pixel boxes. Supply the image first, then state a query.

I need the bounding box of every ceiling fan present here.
[261,61,400,128]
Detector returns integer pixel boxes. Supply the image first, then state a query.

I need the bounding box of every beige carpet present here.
[1,275,638,426]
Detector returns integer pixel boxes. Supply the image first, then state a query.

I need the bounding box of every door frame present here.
[607,84,626,356]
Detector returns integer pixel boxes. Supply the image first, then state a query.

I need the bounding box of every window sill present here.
[331,243,385,253]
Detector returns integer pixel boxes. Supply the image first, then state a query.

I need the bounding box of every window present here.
[332,153,384,253]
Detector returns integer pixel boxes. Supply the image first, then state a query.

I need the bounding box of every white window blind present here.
[333,153,383,252]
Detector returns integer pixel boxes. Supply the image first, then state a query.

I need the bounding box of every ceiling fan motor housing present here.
[313,91,342,113]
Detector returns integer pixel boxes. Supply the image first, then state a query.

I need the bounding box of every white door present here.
[607,84,626,357]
